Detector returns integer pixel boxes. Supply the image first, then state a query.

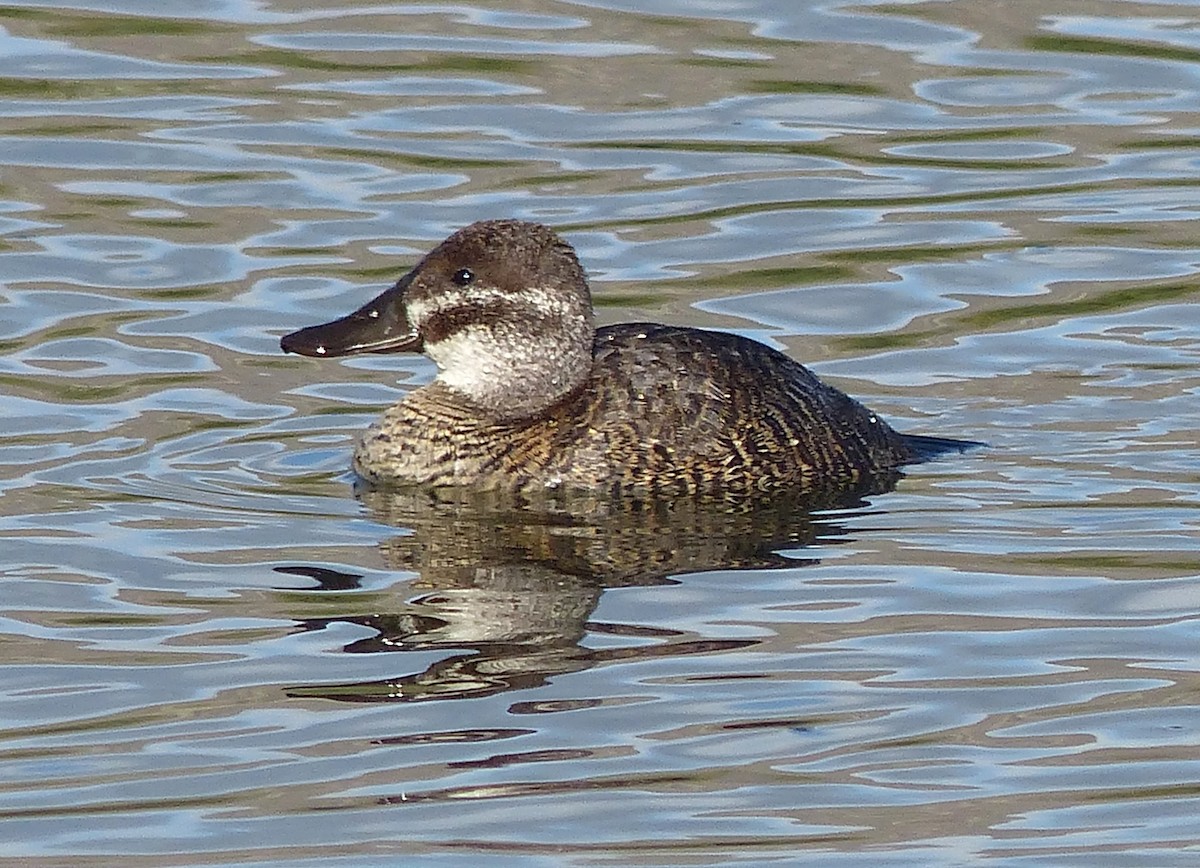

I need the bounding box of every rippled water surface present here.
[2,0,1199,864]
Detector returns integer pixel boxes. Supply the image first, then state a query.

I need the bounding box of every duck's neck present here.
[424,315,594,423]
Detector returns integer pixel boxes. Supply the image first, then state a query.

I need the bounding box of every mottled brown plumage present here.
[281,219,973,495]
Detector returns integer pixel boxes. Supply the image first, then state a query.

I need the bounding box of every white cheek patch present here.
[406,283,587,406]
[426,325,510,394]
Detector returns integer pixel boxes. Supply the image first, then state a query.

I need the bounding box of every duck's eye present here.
[452,268,474,287]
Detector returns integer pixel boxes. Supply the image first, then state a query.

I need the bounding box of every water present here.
[2,0,1198,864]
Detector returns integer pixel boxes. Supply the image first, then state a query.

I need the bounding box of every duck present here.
[281,219,976,495]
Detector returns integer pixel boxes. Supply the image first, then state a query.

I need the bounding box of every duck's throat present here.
[425,324,593,422]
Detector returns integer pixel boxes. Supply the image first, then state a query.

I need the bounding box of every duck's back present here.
[546,323,916,493]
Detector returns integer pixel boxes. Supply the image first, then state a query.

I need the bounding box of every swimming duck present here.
[281,219,973,494]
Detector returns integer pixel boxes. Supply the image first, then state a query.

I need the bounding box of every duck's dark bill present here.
[280,280,422,357]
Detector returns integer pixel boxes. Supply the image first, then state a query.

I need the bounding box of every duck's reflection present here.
[280,476,899,703]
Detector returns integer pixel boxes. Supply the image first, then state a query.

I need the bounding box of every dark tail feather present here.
[901,433,986,461]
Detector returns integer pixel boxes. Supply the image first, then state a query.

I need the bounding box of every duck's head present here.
[281,219,596,420]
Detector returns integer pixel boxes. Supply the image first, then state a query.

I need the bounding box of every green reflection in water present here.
[36,324,101,340]
[45,16,233,37]
[129,219,217,229]
[55,613,176,627]
[296,405,388,418]
[839,331,937,351]
[1024,553,1200,576]
[205,49,536,75]
[321,147,508,170]
[592,292,669,308]
[248,358,307,369]
[746,80,885,96]
[14,122,127,137]
[1121,136,1200,150]
[190,172,281,183]
[826,244,1019,265]
[0,373,201,402]
[1072,225,1140,237]
[681,57,768,69]
[0,79,190,98]
[507,171,603,186]
[82,196,142,208]
[254,246,344,258]
[890,127,1051,144]
[691,265,854,289]
[0,5,44,19]
[1027,34,1200,65]
[141,287,221,300]
[338,263,416,279]
[964,281,1200,329]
